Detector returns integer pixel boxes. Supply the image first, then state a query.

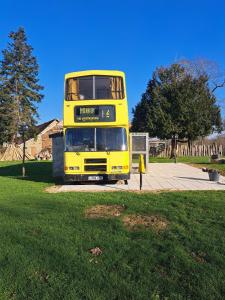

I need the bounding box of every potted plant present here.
[202,168,220,182]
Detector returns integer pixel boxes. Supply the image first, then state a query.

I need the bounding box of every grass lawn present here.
[149,156,210,164]
[0,161,225,299]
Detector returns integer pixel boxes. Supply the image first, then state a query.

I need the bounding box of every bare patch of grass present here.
[45,185,61,193]
[85,204,126,218]
[122,214,168,231]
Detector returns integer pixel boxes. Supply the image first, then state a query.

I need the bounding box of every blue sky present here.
[0,0,225,123]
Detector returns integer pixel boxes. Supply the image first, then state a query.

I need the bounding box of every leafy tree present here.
[132,64,222,157]
[0,27,43,145]
[0,75,15,144]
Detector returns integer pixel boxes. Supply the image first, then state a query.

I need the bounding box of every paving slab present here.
[56,163,225,192]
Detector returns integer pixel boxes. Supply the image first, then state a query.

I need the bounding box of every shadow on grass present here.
[0,161,58,184]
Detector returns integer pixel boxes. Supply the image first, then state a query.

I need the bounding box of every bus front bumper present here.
[64,173,130,183]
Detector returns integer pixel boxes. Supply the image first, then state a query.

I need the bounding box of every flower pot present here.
[208,171,220,182]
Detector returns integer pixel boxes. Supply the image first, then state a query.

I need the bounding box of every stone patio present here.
[53,163,225,192]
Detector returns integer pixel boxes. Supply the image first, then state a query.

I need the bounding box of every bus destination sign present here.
[74,105,115,122]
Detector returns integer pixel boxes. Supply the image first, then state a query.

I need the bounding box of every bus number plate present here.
[88,176,103,181]
[75,105,115,122]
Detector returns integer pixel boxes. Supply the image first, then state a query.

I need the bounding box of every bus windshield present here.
[65,127,127,152]
[66,76,124,100]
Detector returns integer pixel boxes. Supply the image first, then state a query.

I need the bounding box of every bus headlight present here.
[68,166,80,170]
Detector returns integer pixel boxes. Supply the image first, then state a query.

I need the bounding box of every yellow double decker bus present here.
[63,70,130,183]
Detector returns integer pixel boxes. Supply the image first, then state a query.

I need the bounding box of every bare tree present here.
[178,58,225,93]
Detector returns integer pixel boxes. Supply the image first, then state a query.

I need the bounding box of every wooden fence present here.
[151,144,223,157]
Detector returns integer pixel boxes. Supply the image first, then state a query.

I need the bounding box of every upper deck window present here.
[66,75,124,100]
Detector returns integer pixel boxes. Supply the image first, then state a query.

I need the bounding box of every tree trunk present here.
[11,133,17,144]
[22,131,26,177]
[188,139,192,155]
[170,138,176,159]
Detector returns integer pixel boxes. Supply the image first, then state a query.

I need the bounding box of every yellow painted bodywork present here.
[64,70,128,127]
[63,70,130,178]
[64,149,129,175]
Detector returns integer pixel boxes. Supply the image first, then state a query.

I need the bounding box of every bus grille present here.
[84,165,107,172]
[84,158,107,164]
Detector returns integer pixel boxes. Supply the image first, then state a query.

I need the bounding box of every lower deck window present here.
[65,127,127,152]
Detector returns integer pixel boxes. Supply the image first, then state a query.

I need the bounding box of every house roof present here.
[36,119,59,135]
